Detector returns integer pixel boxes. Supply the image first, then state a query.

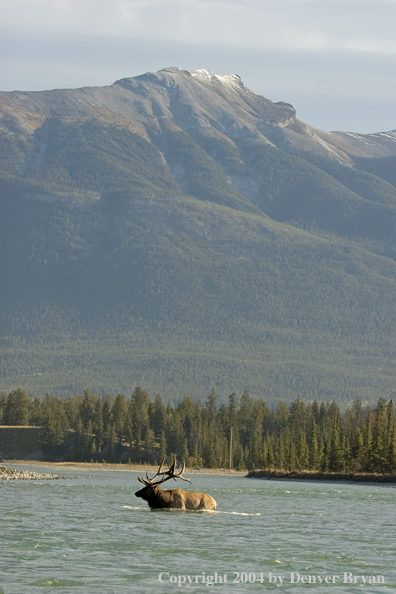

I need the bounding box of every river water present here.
[0,465,395,594]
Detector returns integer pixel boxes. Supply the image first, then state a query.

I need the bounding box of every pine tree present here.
[228,392,238,432]
[308,418,320,469]
[285,438,298,471]
[387,424,396,474]
[159,429,167,461]
[0,393,7,424]
[29,397,43,426]
[4,389,30,425]
[93,399,104,453]
[84,419,96,458]
[107,422,117,461]
[385,400,395,473]
[351,426,364,471]
[151,394,167,439]
[340,428,350,471]
[144,427,156,463]
[363,410,373,472]
[297,431,309,469]
[312,399,320,422]
[73,417,84,461]
[262,433,274,469]
[371,398,387,473]
[41,395,69,454]
[112,394,128,445]
[275,435,285,470]
[289,395,306,439]
[249,415,263,469]
[328,415,343,472]
[79,390,96,430]
[102,400,111,437]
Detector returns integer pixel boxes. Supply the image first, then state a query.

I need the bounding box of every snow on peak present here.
[191,69,243,90]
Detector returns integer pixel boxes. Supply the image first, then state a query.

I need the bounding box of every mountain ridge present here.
[1,67,396,403]
[2,67,396,164]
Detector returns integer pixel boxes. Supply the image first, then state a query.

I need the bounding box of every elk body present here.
[135,459,217,511]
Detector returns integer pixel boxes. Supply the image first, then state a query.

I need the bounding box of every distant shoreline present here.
[247,469,396,484]
[2,460,247,477]
[3,461,396,483]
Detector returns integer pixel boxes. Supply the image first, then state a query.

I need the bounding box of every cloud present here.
[3,0,396,53]
[1,0,395,132]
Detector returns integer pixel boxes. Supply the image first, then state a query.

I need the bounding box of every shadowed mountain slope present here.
[1,68,396,403]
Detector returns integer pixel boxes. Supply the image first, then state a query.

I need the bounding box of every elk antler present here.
[137,456,166,486]
[137,458,191,487]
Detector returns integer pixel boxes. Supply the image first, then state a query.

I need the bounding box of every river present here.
[0,465,395,593]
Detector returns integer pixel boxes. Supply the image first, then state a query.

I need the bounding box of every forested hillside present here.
[1,68,396,403]
[1,388,395,475]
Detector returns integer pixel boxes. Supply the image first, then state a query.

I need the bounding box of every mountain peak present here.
[191,69,243,89]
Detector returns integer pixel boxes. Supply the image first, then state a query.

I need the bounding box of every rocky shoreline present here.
[3,460,247,476]
[246,469,396,483]
[0,465,68,481]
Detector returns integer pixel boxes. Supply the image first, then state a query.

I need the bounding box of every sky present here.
[1,0,395,133]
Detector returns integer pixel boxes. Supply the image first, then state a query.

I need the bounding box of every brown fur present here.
[135,484,217,510]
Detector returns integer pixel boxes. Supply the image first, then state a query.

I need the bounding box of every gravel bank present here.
[246,469,396,483]
[5,460,247,476]
[0,465,68,480]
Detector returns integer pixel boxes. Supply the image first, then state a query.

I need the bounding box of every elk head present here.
[135,457,191,503]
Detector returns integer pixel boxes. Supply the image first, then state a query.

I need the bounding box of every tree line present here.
[1,388,395,474]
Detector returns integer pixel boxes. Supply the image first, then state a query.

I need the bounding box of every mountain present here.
[1,67,396,404]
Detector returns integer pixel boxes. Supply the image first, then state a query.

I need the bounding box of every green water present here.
[0,466,395,593]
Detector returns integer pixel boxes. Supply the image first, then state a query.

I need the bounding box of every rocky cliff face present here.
[1,67,395,171]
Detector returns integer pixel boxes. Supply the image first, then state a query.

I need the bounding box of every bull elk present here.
[135,458,217,511]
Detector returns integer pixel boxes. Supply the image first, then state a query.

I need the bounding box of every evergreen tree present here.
[289,395,306,439]
[308,418,320,469]
[371,398,387,473]
[264,434,274,469]
[151,394,167,438]
[351,426,364,471]
[143,427,156,463]
[29,397,43,426]
[159,429,167,462]
[274,401,290,434]
[205,390,217,417]
[41,395,69,454]
[228,392,238,431]
[0,393,7,424]
[276,435,285,469]
[363,410,373,472]
[285,437,298,470]
[84,419,96,458]
[130,387,151,460]
[387,424,396,474]
[311,399,320,424]
[73,417,84,461]
[297,430,309,469]
[385,400,396,473]
[79,390,97,429]
[107,422,117,461]
[340,427,350,471]
[102,400,112,437]
[112,394,128,444]
[64,395,83,430]
[4,389,30,425]
[328,415,343,472]
[93,399,104,453]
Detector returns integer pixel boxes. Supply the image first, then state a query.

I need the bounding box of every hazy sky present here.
[1,0,395,132]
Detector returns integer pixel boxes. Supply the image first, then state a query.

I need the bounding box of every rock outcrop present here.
[0,465,67,480]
